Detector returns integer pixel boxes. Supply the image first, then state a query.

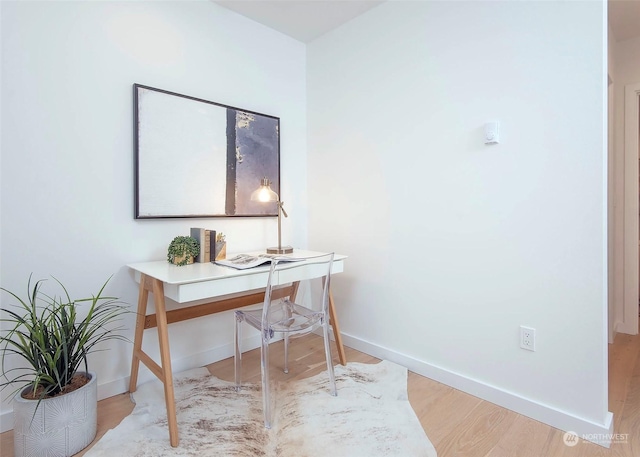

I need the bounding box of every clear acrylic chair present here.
[234,252,337,429]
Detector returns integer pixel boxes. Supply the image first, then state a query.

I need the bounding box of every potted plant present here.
[167,235,200,266]
[0,275,129,457]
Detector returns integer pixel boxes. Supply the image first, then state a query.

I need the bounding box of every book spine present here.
[201,230,215,263]
[190,227,205,263]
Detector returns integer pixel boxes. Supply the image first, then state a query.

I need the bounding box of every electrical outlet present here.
[520,326,536,351]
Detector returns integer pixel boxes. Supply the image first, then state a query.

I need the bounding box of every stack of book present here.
[190,227,215,263]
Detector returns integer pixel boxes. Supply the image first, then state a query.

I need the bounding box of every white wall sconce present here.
[484,121,500,145]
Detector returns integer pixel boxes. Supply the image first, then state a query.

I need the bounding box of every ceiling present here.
[214,1,384,43]
[214,1,640,44]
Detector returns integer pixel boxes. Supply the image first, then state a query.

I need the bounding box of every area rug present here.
[85,360,437,457]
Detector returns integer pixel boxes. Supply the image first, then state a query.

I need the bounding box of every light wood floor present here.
[1,330,639,457]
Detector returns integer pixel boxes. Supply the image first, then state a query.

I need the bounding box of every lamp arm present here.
[279,201,288,218]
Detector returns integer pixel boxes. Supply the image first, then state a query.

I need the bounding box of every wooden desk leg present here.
[129,275,150,393]
[128,275,180,447]
[328,289,347,366]
[151,279,180,447]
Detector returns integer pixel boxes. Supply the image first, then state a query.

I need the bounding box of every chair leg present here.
[283,299,293,374]
[234,313,242,391]
[260,333,272,428]
[283,333,289,374]
[322,319,337,396]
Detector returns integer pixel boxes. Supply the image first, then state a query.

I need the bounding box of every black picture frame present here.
[134,84,280,219]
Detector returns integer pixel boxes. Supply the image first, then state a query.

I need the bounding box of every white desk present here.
[127,250,347,447]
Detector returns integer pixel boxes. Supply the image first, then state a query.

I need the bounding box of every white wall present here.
[0,0,306,428]
[308,0,611,439]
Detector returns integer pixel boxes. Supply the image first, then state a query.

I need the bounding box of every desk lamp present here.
[251,177,293,254]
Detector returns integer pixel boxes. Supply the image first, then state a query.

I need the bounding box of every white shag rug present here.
[86,360,437,457]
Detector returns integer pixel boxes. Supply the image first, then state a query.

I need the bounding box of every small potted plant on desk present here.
[167,235,200,266]
[0,275,129,457]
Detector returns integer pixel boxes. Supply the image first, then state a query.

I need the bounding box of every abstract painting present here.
[134,84,280,218]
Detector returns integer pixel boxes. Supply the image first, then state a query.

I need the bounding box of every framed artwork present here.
[134,84,280,218]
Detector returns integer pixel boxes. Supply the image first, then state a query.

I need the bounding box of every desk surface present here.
[128,250,347,303]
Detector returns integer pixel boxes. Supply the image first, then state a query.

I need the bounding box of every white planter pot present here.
[13,372,97,457]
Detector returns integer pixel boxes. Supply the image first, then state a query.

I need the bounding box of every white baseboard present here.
[339,332,614,448]
[615,320,638,336]
[0,410,13,434]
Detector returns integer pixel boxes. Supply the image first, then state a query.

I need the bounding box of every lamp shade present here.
[251,177,279,203]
